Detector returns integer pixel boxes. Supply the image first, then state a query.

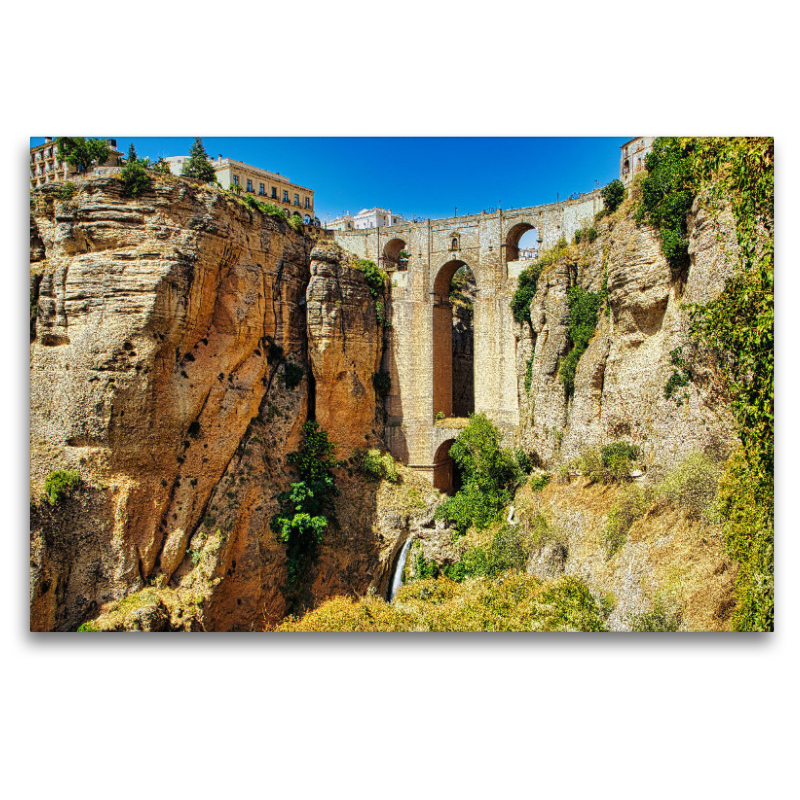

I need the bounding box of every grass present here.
[277,573,609,632]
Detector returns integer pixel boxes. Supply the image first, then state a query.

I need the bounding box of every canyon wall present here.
[29,177,424,631]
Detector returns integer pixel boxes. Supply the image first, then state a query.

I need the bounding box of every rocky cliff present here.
[29,177,425,631]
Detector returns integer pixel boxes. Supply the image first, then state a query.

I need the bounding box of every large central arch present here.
[432,259,474,419]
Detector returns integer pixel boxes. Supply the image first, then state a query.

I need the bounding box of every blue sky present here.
[31,136,629,230]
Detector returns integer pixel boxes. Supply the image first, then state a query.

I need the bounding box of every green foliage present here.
[353,258,387,299]
[523,354,534,392]
[56,182,77,201]
[435,411,446,421]
[279,572,608,632]
[56,137,110,175]
[603,486,649,557]
[586,227,598,243]
[574,229,582,244]
[664,347,693,404]
[570,441,639,484]
[372,369,391,398]
[288,214,305,233]
[559,286,603,395]
[271,422,338,588]
[359,449,399,483]
[626,598,682,632]
[151,157,172,176]
[181,137,216,183]
[119,160,150,197]
[637,136,774,630]
[43,468,80,505]
[510,261,544,324]
[600,179,625,213]
[435,414,520,535]
[281,362,304,389]
[529,472,551,492]
[635,138,698,274]
[77,621,100,632]
[514,449,534,475]
[127,142,138,163]
[657,452,722,519]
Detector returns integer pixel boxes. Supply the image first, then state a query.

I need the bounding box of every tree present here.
[600,179,626,213]
[181,137,216,183]
[127,142,138,164]
[55,137,111,175]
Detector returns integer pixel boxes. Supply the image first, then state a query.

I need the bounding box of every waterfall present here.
[389,538,414,601]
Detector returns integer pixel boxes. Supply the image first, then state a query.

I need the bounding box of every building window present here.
[247,179,253,192]
[294,194,300,206]
[271,187,277,198]
[283,190,289,202]
[305,197,310,208]
[233,175,240,186]
[259,183,265,195]
[452,237,458,251]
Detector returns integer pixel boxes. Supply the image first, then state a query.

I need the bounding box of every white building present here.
[620,137,656,186]
[327,207,405,231]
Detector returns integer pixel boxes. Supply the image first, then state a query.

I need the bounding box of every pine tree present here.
[181,137,216,183]
[127,142,138,164]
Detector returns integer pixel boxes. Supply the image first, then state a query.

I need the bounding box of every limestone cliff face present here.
[306,243,384,454]
[29,178,410,631]
[516,190,738,469]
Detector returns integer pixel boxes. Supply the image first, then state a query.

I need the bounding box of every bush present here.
[354,258,387,299]
[282,362,304,389]
[559,286,604,395]
[56,182,77,201]
[435,414,520,535]
[524,354,534,392]
[529,472,551,492]
[586,227,598,243]
[571,442,639,484]
[574,229,582,244]
[656,453,722,519]
[515,449,534,475]
[43,469,80,505]
[271,422,338,591]
[601,179,625,213]
[360,449,399,483]
[603,485,650,557]
[664,346,693,405]
[119,161,150,197]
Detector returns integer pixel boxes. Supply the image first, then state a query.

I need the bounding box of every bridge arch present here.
[432,259,475,420]
[383,237,407,269]
[505,221,542,262]
[432,439,457,495]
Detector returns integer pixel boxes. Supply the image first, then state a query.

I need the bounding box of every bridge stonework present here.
[332,191,602,486]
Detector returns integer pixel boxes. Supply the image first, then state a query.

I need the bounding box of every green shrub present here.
[119,161,150,197]
[586,227,598,243]
[574,229,582,244]
[288,214,305,233]
[514,449,534,475]
[510,262,544,324]
[77,621,99,632]
[529,472,551,492]
[43,469,80,505]
[271,422,338,592]
[56,182,77,201]
[656,452,722,519]
[354,258,387,299]
[601,179,625,213]
[435,411,446,421]
[435,414,520,535]
[664,346,693,405]
[524,354,534,392]
[559,286,603,395]
[602,485,650,557]
[282,362,305,389]
[571,442,638,484]
[360,449,399,483]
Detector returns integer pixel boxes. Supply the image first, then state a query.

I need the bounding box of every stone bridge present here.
[332,191,603,491]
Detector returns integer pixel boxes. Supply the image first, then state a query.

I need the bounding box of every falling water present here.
[389,538,414,601]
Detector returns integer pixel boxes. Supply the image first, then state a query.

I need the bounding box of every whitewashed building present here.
[327,207,405,231]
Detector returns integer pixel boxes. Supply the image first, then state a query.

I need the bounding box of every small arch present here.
[451,237,459,251]
[383,237,407,269]
[505,222,540,263]
[433,439,457,495]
